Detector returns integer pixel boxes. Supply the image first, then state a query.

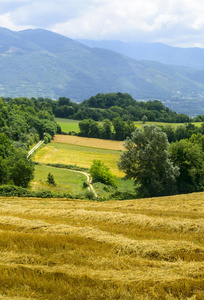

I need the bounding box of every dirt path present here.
[70,170,98,198]
[27,140,44,158]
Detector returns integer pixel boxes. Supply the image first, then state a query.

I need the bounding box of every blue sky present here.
[0,0,204,47]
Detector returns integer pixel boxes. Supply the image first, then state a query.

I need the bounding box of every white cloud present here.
[1,0,204,46]
[0,13,30,31]
[50,0,204,45]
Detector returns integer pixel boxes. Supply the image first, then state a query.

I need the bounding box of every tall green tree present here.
[0,133,34,188]
[113,117,125,140]
[101,119,113,139]
[8,151,35,188]
[169,139,204,194]
[78,119,101,138]
[118,125,179,197]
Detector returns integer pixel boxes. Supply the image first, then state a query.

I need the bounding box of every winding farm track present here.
[70,170,98,198]
[28,141,98,198]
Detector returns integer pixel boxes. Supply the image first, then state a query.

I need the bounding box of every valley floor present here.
[0,193,203,299]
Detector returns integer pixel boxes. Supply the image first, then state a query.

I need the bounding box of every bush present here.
[90,160,116,186]
[44,133,52,144]
[84,189,95,200]
[46,163,89,172]
[47,173,56,185]
[83,181,89,189]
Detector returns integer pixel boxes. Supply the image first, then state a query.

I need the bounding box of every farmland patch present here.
[34,142,124,177]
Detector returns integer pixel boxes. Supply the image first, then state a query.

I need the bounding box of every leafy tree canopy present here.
[169,139,204,194]
[0,97,59,188]
[90,160,116,186]
[118,125,179,197]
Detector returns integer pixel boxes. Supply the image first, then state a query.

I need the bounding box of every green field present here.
[55,118,203,134]
[31,164,87,195]
[55,118,80,133]
[134,121,203,128]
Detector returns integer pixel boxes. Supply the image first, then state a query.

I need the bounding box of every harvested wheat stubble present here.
[1,205,204,233]
[0,196,204,299]
[1,214,203,261]
[53,134,125,150]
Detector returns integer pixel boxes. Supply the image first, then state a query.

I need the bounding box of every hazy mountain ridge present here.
[77,39,204,70]
[1,27,204,115]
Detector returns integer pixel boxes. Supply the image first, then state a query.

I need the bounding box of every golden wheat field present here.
[0,193,204,299]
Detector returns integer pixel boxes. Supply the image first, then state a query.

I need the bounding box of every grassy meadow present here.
[0,194,203,299]
[31,164,86,195]
[55,118,80,133]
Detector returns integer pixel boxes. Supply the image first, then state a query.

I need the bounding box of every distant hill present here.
[77,40,204,70]
[1,27,204,115]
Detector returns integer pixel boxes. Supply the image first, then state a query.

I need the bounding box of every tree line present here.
[78,118,135,140]
[54,93,191,122]
[6,93,191,123]
[77,118,204,142]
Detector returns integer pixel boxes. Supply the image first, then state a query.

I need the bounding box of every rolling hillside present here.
[1,27,204,115]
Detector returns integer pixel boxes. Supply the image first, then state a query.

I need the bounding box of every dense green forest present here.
[0,97,59,187]
[53,93,192,122]
[1,93,194,124]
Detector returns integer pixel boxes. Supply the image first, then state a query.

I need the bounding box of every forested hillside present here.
[0,97,58,187]
[0,97,59,148]
[53,93,191,122]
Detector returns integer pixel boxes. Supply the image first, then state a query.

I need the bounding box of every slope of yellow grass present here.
[53,134,125,150]
[0,193,203,299]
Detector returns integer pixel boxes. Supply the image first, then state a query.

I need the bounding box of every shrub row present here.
[0,185,74,198]
[45,163,89,172]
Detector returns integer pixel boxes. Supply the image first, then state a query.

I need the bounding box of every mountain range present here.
[77,40,204,70]
[1,27,204,115]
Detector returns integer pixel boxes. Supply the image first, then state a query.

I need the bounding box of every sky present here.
[0,0,204,47]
